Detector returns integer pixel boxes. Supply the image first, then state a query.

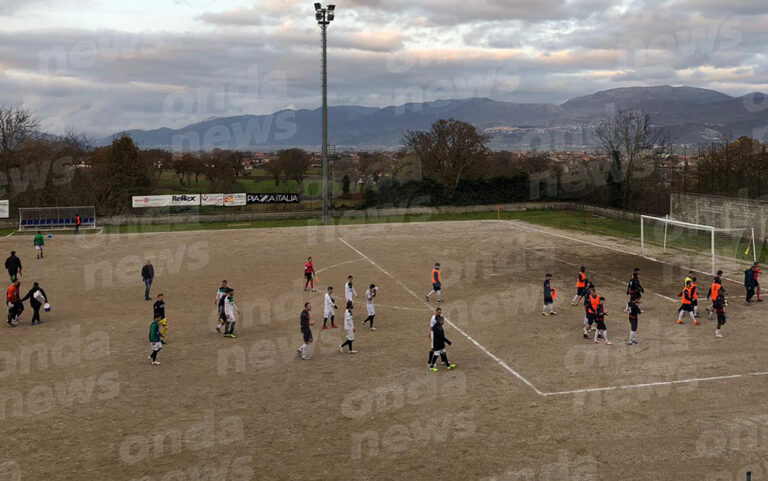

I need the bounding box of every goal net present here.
[18,206,96,232]
[641,215,756,275]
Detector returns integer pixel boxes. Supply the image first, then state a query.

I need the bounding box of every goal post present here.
[18,206,96,232]
[641,215,756,275]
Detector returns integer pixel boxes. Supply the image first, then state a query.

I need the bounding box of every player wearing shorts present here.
[339,301,357,354]
[593,297,611,345]
[426,263,443,303]
[625,268,643,311]
[148,315,163,365]
[714,286,727,338]
[215,280,228,333]
[153,294,167,343]
[706,271,724,318]
[691,276,700,317]
[297,302,313,360]
[542,273,556,316]
[323,286,338,329]
[583,285,598,339]
[362,284,377,331]
[34,231,44,260]
[304,257,316,292]
[572,267,588,305]
[677,280,697,325]
[223,288,240,338]
[627,298,641,346]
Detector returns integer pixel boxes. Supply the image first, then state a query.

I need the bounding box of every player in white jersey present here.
[362,284,378,331]
[223,288,241,338]
[323,286,338,329]
[345,275,358,303]
[339,301,357,354]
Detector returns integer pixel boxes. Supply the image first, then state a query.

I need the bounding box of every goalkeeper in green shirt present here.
[33,231,44,260]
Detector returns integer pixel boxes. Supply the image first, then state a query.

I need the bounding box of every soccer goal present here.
[641,215,756,275]
[18,206,96,232]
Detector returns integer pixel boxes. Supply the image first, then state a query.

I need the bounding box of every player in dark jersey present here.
[627,298,641,346]
[297,302,314,360]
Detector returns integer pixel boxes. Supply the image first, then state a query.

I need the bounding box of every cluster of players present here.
[542,262,762,346]
[294,259,455,371]
[5,236,51,328]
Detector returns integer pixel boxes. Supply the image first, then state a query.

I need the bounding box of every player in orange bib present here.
[571,266,587,305]
[426,263,443,303]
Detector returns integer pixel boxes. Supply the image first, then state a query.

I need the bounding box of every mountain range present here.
[98,85,768,151]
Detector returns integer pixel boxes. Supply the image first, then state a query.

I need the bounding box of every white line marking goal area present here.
[338,227,768,398]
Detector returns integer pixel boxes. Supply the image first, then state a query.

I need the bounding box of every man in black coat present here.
[141,260,154,301]
[4,251,22,282]
[21,282,47,325]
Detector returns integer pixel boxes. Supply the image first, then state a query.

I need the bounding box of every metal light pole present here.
[315,3,335,224]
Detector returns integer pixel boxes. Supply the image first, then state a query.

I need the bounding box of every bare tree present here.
[595,108,671,206]
[279,148,310,185]
[402,119,491,188]
[0,106,39,169]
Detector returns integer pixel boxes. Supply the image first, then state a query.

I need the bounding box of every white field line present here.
[342,225,767,398]
[503,220,744,288]
[5,230,16,237]
[339,236,547,396]
[314,258,366,275]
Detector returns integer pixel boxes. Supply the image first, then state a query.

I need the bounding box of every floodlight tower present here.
[315,3,335,224]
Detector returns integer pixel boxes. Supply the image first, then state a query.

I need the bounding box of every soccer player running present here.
[303,257,316,292]
[714,284,728,338]
[426,263,443,303]
[215,280,228,333]
[339,301,357,354]
[677,279,697,325]
[593,297,612,345]
[571,266,587,305]
[362,284,378,331]
[627,297,641,346]
[542,273,556,316]
[33,231,45,260]
[323,286,338,329]
[428,315,456,371]
[297,302,313,360]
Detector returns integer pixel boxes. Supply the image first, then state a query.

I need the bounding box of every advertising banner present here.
[224,193,247,207]
[132,195,171,208]
[168,194,200,206]
[246,193,301,204]
[0,200,8,218]
[201,193,225,206]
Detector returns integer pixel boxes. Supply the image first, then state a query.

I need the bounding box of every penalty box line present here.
[338,237,547,397]
[502,220,744,288]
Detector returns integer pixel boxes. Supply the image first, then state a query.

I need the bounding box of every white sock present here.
[436,290,442,300]
[677,310,684,321]
[594,330,599,341]
[572,296,579,304]
[603,330,608,342]
[542,304,547,313]
[427,290,434,298]
[689,312,696,322]
[693,306,698,316]
[629,331,636,342]
[715,329,721,336]
[549,303,554,313]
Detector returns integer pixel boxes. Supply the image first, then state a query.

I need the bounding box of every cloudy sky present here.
[0,0,766,137]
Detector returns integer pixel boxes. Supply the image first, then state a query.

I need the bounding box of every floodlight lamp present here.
[314,3,322,11]
[327,11,334,21]
[328,4,335,10]
[316,11,323,21]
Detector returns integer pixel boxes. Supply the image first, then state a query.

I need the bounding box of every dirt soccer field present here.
[0,218,766,481]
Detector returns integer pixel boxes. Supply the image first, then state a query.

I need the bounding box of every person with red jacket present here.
[303,257,316,292]
[753,262,762,302]
[6,279,23,327]
[74,213,82,235]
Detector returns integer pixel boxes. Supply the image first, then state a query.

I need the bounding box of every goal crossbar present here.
[640,215,756,275]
